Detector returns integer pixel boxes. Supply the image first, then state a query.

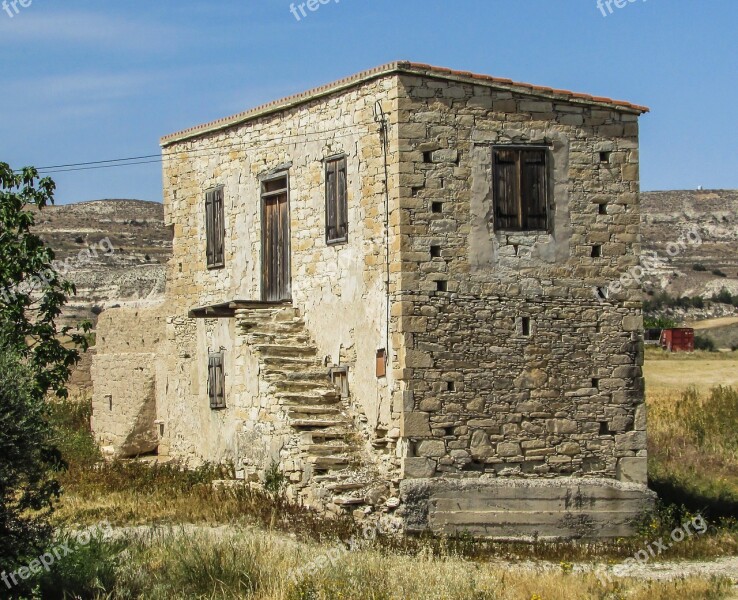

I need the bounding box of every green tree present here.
[0,162,90,584]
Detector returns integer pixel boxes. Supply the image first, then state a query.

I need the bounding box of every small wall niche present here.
[330,366,350,398]
[375,349,387,378]
[521,316,532,337]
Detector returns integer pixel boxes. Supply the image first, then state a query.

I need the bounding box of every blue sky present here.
[0,0,735,204]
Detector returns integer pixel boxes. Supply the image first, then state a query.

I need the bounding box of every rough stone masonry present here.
[92,62,655,539]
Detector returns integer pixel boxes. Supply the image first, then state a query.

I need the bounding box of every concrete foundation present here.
[400,477,656,540]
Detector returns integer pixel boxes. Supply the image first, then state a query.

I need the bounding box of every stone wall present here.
[392,72,647,485]
[156,74,405,475]
[91,305,168,456]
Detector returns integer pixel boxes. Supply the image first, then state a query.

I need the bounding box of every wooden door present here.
[261,176,291,301]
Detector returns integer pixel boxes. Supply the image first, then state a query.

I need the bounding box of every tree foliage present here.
[0,162,90,580]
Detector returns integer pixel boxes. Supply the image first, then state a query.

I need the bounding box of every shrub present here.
[264,461,287,496]
[35,528,123,599]
[644,316,678,329]
[712,288,733,305]
[712,269,728,278]
[693,263,707,271]
[694,335,717,352]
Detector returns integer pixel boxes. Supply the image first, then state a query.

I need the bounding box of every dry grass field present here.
[27,349,738,599]
[644,348,738,393]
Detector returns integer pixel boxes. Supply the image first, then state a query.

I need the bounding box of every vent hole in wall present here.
[521,317,531,337]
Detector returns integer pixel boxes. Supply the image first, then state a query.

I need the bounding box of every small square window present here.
[493,147,548,231]
[592,245,602,258]
[430,245,442,259]
[592,378,600,389]
[432,202,444,214]
[436,280,448,292]
[598,203,608,215]
[447,381,455,392]
[600,151,611,163]
[423,151,434,164]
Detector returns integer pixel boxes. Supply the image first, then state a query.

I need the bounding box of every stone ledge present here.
[400,476,656,540]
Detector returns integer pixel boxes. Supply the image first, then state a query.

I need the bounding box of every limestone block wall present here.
[159,75,404,472]
[393,73,646,484]
[92,305,169,456]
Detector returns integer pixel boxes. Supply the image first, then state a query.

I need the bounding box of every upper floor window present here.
[325,157,348,244]
[205,187,225,268]
[493,147,548,232]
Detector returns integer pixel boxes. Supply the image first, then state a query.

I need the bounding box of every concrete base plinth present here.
[400,477,656,540]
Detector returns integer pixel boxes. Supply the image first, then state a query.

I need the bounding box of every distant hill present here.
[30,199,172,330]
[641,190,738,302]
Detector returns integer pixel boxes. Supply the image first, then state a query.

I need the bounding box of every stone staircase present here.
[235,305,371,510]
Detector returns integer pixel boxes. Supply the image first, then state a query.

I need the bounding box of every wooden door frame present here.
[260,171,291,302]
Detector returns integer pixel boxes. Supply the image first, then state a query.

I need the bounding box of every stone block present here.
[617,457,647,485]
[402,412,432,438]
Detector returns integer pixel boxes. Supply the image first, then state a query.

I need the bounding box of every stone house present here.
[92,62,655,539]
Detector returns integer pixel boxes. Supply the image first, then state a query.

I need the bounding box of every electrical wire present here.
[21,121,382,175]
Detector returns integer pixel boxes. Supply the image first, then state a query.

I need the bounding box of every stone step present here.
[262,356,322,369]
[300,443,353,456]
[290,418,350,429]
[310,455,351,469]
[254,344,318,357]
[277,391,342,405]
[332,496,365,506]
[247,332,311,345]
[263,370,331,383]
[270,379,332,393]
[308,429,352,442]
[287,405,342,417]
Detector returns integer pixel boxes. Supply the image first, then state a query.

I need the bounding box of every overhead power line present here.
[17,120,385,176]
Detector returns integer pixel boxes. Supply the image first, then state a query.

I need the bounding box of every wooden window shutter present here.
[494,149,519,230]
[326,157,348,244]
[205,190,215,267]
[208,352,225,409]
[326,160,337,242]
[205,188,225,268]
[336,158,348,240]
[521,150,547,230]
[213,187,225,266]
